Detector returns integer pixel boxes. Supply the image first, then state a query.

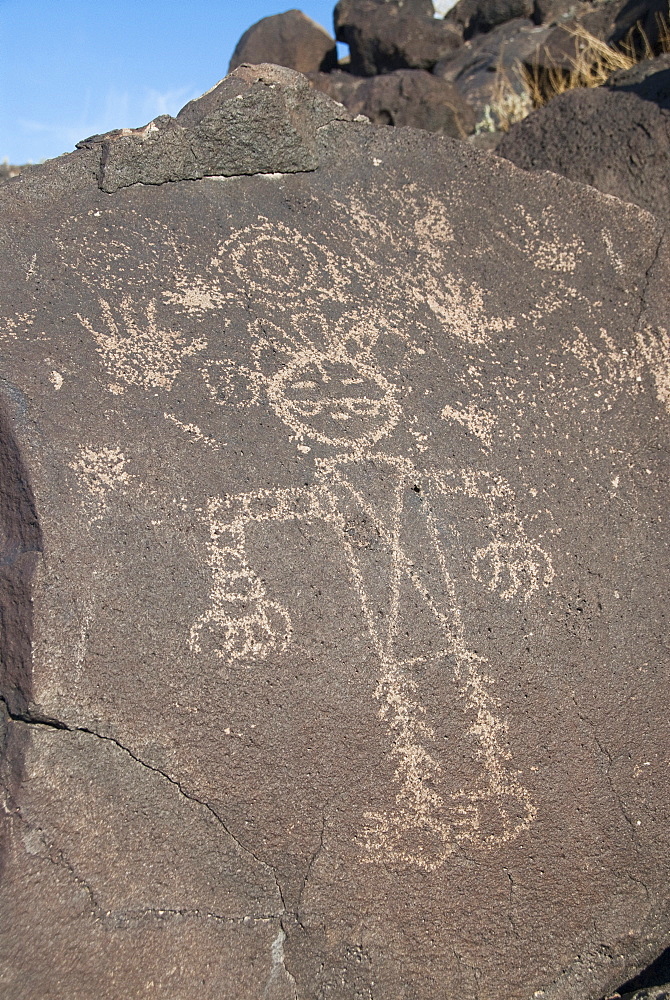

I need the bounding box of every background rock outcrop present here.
[334,0,463,74]
[75,64,353,193]
[497,55,670,219]
[1,63,669,1000]
[228,9,338,75]
[445,0,534,40]
[309,66,477,133]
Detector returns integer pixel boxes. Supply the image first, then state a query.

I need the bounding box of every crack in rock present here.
[1,694,283,905]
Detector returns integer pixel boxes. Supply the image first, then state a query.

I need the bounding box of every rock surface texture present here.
[334,0,463,74]
[1,64,670,1000]
[497,57,670,220]
[621,989,670,1000]
[228,10,338,75]
[445,0,534,39]
[433,17,552,128]
[309,67,477,134]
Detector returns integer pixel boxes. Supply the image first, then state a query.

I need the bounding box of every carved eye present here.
[291,379,319,390]
[346,400,382,417]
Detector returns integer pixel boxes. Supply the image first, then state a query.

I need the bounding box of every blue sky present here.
[0,1,342,163]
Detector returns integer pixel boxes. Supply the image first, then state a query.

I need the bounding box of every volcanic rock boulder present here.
[74,63,354,193]
[334,0,463,74]
[228,10,338,75]
[309,67,477,133]
[497,56,670,220]
[524,0,670,76]
[1,63,670,1000]
[433,17,551,127]
[444,0,534,39]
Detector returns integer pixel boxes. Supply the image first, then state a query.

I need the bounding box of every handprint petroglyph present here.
[77,296,206,394]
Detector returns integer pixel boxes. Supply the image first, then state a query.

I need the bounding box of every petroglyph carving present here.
[213,219,350,305]
[635,327,670,414]
[189,497,292,664]
[163,277,230,317]
[418,273,515,347]
[562,325,670,416]
[0,309,36,341]
[69,445,131,497]
[65,209,561,869]
[499,205,585,273]
[190,302,551,866]
[69,445,132,521]
[77,297,206,394]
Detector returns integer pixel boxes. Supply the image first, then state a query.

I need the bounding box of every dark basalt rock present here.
[524,0,670,75]
[334,0,463,75]
[1,63,670,1000]
[228,9,338,75]
[73,63,353,193]
[444,0,534,39]
[497,56,670,220]
[309,67,477,134]
[433,18,552,126]
[606,51,670,103]
[621,989,670,1000]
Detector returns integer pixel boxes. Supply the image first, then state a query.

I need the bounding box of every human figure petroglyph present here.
[192,331,553,870]
[70,212,558,869]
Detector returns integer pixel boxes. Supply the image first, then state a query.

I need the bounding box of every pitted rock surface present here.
[75,63,353,193]
[0,68,669,1000]
[497,57,670,220]
[621,989,670,1000]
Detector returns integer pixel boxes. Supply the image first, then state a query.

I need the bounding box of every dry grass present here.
[473,9,670,134]
[489,68,535,131]
[523,12,670,110]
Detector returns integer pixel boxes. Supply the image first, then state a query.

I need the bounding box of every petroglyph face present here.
[266,351,401,449]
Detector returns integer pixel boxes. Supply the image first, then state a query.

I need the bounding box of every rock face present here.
[228,10,338,75]
[1,64,670,1000]
[309,67,477,134]
[334,0,463,74]
[497,57,670,220]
